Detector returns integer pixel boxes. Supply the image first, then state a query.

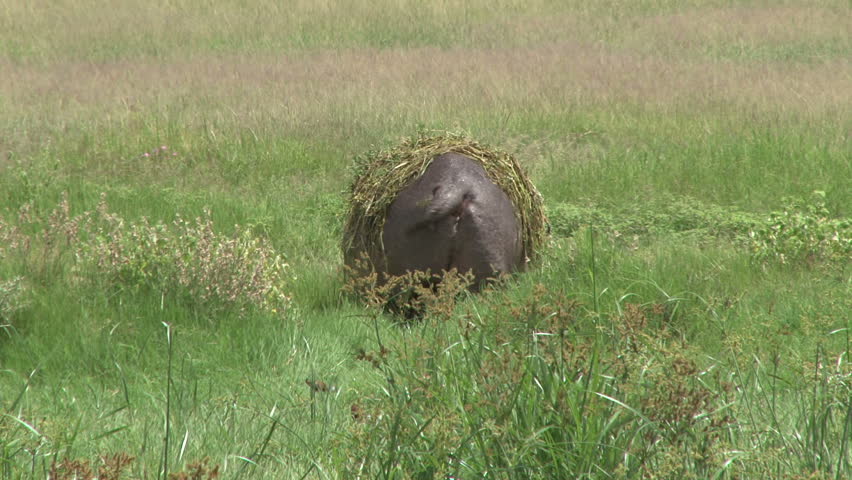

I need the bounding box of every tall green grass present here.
[1,0,850,478]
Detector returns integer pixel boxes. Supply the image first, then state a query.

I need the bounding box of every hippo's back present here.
[382,152,523,287]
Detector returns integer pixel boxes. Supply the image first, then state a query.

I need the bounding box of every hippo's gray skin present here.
[382,152,524,289]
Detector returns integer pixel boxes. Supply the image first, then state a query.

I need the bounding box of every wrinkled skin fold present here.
[382,152,524,290]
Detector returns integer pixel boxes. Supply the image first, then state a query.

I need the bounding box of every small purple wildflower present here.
[161,145,168,150]
[143,152,150,157]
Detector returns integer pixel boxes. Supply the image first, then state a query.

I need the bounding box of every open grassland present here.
[1,0,850,478]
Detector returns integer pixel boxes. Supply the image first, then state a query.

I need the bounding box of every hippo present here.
[381,152,524,290]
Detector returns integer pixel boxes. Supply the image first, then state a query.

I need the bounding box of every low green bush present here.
[0,193,293,317]
[547,192,850,268]
[749,191,851,265]
[547,195,762,240]
[0,276,26,332]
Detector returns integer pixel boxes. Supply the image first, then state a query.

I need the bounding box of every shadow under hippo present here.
[381,152,524,290]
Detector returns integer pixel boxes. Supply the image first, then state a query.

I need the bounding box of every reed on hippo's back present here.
[342,130,548,290]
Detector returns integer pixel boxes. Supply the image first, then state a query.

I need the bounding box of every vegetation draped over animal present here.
[342,130,548,275]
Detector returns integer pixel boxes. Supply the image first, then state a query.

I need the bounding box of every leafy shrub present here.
[0,193,292,316]
[0,276,26,332]
[548,192,850,267]
[547,202,616,236]
[749,191,851,265]
[547,195,761,241]
[79,196,292,315]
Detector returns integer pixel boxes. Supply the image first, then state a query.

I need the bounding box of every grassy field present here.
[1,0,850,478]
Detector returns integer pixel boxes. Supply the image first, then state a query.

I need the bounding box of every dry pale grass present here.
[0,0,552,61]
[2,45,847,131]
[623,4,850,57]
[3,0,848,69]
[1,1,848,158]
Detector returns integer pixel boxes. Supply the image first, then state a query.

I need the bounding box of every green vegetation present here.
[1,0,849,478]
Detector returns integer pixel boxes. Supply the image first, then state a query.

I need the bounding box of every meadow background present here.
[0,0,850,478]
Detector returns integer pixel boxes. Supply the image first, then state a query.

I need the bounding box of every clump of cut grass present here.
[342,129,548,277]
